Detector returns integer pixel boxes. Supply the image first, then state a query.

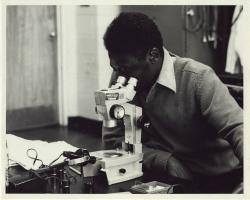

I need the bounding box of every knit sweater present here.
[140,56,243,176]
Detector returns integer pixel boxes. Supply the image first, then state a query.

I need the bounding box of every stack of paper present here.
[6,134,78,170]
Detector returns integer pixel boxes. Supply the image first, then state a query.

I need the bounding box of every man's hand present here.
[166,156,193,181]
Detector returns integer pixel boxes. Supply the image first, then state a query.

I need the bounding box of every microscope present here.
[92,76,143,185]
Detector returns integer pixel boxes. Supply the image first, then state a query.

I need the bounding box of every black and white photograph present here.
[1,1,249,198]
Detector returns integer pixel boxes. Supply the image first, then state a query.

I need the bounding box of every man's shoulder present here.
[175,56,213,75]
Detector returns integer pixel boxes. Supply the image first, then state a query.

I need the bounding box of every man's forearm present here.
[142,145,172,172]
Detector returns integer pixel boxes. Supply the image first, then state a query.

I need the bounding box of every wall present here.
[96,6,119,89]
[121,5,215,69]
[76,6,99,120]
[61,5,119,122]
[121,5,235,73]
[58,6,78,125]
[122,5,185,56]
[76,6,119,120]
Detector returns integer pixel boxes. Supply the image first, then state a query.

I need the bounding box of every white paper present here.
[6,134,78,170]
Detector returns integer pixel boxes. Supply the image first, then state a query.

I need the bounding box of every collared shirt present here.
[156,48,176,93]
[140,49,243,176]
[145,48,176,103]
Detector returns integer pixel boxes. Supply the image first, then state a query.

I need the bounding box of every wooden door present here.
[6,6,58,130]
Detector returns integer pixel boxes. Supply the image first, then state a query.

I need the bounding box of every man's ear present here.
[148,47,160,64]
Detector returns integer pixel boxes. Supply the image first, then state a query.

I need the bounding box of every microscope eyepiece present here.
[116,76,126,85]
[127,77,138,86]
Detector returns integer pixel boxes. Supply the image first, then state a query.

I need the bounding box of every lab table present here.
[5,126,190,194]
[7,164,143,193]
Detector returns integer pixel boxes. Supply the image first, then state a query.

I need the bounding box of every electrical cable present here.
[183,6,221,49]
[201,6,206,43]
[26,148,66,169]
[48,153,64,167]
[184,6,204,33]
[25,149,83,189]
[231,6,243,27]
[211,6,218,49]
[26,148,44,168]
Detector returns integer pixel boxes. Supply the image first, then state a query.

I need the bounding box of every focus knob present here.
[110,105,125,119]
[119,168,126,174]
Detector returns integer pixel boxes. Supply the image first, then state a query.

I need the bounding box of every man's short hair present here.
[103,12,163,59]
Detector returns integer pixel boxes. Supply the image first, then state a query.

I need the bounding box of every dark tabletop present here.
[6,126,145,194]
[6,126,190,194]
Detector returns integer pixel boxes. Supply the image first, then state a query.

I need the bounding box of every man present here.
[101,12,243,193]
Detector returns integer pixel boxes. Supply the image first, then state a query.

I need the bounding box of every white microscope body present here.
[92,76,143,185]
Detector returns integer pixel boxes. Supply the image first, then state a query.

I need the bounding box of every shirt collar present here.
[156,48,176,93]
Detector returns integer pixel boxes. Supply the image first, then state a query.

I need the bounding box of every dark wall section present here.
[121,5,235,74]
[122,6,185,56]
[215,6,235,74]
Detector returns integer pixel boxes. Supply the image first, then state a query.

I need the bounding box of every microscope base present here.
[90,149,143,185]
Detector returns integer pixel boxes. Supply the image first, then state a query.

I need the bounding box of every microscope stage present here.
[90,149,143,185]
[90,149,142,168]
